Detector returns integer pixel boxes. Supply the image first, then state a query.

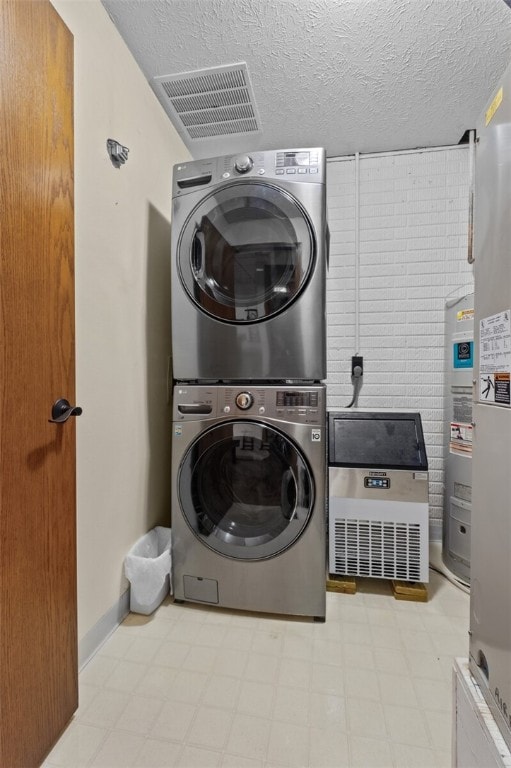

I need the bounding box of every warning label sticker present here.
[479,310,511,406]
[453,395,472,425]
[485,87,503,126]
[495,372,511,404]
[457,308,474,322]
[450,422,473,456]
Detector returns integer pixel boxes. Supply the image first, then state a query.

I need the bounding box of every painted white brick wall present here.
[326,146,474,528]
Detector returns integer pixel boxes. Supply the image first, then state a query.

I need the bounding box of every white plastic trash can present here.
[124,526,172,615]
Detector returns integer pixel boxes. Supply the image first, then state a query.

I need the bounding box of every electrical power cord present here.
[428,562,470,595]
[345,364,363,408]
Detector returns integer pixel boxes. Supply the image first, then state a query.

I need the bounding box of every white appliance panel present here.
[469,58,511,751]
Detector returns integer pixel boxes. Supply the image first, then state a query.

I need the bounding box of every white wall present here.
[50,0,190,646]
[326,146,474,532]
[43,0,473,643]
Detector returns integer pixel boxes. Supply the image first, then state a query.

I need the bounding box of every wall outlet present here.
[351,355,363,377]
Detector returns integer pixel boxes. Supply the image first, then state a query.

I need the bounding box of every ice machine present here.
[328,411,429,583]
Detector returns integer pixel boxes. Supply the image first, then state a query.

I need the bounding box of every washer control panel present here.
[274,150,320,176]
[173,385,324,425]
[227,149,322,180]
[173,148,325,196]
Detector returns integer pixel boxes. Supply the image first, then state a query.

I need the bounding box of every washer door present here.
[177,182,315,323]
[178,420,314,560]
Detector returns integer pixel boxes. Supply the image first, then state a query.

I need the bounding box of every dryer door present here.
[178,420,314,560]
[177,182,315,323]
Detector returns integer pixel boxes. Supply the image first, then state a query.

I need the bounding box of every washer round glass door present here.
[178,420,314,560]
[177,182,315,323]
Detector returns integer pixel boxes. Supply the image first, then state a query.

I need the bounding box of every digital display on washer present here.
[276,391,318,408]
[276,152,312,168]
[328,412,428,471]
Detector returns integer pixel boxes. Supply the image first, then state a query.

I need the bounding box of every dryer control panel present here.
[173,384,325,426]
[172,147,326,196]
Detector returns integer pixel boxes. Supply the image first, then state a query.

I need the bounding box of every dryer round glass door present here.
[177,182,315,323]
[178,420,314,560]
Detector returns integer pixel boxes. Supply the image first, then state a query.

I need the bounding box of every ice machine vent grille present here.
[332,518,422,581]
[153,63,261,141]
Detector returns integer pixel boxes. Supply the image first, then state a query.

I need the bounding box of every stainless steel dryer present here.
[171,383,326,619]
[171,148,328,382]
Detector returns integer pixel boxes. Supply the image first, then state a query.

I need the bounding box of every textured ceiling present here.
[101,0,511,159]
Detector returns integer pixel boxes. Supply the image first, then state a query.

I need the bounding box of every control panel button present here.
[286,169,296,174]
[309,168,319,174]
[298,168,307,174]
[223,406,231,413]
[275,169,284,175]
[257,168,265,175]
[222,172,231,179]
[235,392,254,410]
[258,406,265,414]
[234,155,253,174]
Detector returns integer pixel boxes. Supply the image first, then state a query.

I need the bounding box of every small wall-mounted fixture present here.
[107,138,129,168]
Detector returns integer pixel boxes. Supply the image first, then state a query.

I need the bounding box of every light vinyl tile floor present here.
[45,571,469,768]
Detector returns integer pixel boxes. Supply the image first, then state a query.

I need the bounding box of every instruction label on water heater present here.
[456,308,474,323]
[450,422,473,456]
[479,310,511,406]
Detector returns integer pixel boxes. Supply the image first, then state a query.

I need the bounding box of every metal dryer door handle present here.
[192,230,205,278]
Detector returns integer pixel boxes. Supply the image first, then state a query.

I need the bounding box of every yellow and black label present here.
[486,87,503,126]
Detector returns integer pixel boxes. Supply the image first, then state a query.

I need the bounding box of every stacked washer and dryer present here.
[170,148,328,620]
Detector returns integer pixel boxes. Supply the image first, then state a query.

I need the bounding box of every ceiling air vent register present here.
[153,63,261,141]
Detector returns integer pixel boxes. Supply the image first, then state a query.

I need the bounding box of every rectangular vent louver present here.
[153,63,261,141]
[332,518,422,581]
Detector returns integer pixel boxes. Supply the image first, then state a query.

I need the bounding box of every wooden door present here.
[0,1,77,766]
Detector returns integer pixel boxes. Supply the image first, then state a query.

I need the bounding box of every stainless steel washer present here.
[171,384,326,619]
[171,148,328,382]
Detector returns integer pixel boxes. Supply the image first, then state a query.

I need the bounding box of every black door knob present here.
[49,398,83,424]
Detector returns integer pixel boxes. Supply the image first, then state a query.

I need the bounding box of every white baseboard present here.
[78,589,130,670]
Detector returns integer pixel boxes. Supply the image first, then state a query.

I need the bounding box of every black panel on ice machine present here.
[328,412,428,471]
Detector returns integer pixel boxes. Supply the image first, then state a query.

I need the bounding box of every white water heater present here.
[442,293,474,584]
